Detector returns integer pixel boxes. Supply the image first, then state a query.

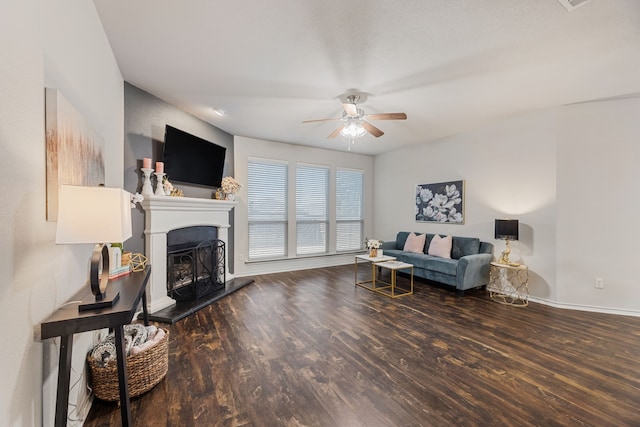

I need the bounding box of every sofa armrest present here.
[456,253,493,290]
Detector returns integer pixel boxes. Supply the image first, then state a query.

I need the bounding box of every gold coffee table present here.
[373,260,414,298]
[355,254,396,289]
[355,254,414,298]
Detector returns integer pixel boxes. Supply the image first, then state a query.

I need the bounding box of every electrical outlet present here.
[594,277,604,289]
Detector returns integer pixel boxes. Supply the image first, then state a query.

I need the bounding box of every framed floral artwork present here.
[415,180,464,224]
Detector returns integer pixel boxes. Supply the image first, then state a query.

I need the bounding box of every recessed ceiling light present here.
[212,108,225,116]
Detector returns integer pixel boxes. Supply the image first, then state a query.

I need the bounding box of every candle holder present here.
[154,172,166,196]
[141,168,154,196]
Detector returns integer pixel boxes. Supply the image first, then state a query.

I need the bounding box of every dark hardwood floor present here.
[85,264,640,426]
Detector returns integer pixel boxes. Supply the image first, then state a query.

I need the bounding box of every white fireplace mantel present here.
[141,195,236,313]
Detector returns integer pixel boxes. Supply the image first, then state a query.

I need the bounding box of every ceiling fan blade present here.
[362,122,384,137]
[302,117,341,123]
[343,103,358,117]
[366,112,407,121]
[327,126,344,139]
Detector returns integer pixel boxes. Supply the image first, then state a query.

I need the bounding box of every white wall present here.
[374,109,558,302]
[233,136,375,276]
[375,99,640,315]
[556,97,640,313]
[0,0,123,425]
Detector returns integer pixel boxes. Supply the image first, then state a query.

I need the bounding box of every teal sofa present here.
[380,231,494,294]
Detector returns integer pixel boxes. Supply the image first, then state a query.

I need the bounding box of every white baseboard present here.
[235,261,640,318]
[528,296,640,317]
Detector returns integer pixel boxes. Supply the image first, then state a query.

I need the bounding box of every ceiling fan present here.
[303,95,407,148]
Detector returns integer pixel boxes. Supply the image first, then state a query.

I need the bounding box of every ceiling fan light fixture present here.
[302,94,406,150]
[340,120,366,138]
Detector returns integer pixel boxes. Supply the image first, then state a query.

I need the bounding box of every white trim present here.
[238,262,640,318]
[528,296,640,317]
[248,156,288,165]
[236,254,355,277]
[142,195,236,313]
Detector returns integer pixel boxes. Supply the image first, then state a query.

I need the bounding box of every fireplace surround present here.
[142,195,235,313]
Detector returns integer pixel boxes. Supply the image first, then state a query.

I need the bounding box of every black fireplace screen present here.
[167,239,225,301]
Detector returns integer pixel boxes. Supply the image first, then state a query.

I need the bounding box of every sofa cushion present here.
[395,232,411,250]
[423,233,435,253]
[403,232,426,253]
[397,252,458,276]
[451,236,481,259]
[428,235,452,259]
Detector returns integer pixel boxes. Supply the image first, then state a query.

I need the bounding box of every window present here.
[247,159,288,260]
[336,168,364,251]
[296,164,329,255]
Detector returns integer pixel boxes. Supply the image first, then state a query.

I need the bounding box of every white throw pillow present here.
[428,234,452,259]
[403,232,426,253]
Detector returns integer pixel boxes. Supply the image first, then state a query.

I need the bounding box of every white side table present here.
[488,262,529,307]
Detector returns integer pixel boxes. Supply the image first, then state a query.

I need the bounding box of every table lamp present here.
[56,185,132,311]
[494,219,519,266]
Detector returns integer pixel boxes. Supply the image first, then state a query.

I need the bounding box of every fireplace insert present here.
[166,227,225,301]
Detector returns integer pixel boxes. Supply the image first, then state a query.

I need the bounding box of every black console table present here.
[40,266,151,427]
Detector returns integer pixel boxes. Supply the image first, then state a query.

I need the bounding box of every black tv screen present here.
[163,125,226,188]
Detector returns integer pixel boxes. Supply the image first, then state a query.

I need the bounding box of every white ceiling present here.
[94,0,640,155]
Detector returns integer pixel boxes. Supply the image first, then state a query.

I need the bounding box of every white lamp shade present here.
[55,185,132,244]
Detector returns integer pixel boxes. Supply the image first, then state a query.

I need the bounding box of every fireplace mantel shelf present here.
[142,195,237,212]
[141,195,236,314]
[141,195,237,234]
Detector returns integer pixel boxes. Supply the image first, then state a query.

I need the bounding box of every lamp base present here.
[497,250,521,267]
[497,238,520,267]
[78,288,120,312]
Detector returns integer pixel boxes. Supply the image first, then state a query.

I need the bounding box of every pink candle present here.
[143,158,151,169]
[156,161,164,173]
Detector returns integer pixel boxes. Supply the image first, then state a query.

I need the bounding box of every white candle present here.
[143,158,151,169]
[156,162,164,173]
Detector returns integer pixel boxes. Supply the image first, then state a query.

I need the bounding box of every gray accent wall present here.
[124,82,235,270]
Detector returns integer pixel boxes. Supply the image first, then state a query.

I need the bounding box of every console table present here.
[40,266,151,427]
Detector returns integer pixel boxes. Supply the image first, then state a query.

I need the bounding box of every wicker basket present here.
[88,328,169,401]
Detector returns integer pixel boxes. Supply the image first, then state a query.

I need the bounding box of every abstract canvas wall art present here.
[45,88,105,220]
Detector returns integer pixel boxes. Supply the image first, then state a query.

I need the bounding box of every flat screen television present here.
[163,125,226,188]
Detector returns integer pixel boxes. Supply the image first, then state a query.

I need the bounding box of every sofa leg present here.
[456,289,465,297]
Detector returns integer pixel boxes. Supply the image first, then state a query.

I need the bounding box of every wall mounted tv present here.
[163,125,226,188]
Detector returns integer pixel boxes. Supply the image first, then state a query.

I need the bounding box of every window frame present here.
[335,167,365,253]
[247,158,289,261]
[295,163,330,256]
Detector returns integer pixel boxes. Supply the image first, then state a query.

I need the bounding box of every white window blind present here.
[296,164,329,255]
[336,168,364,251]
[247,160,288,260]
